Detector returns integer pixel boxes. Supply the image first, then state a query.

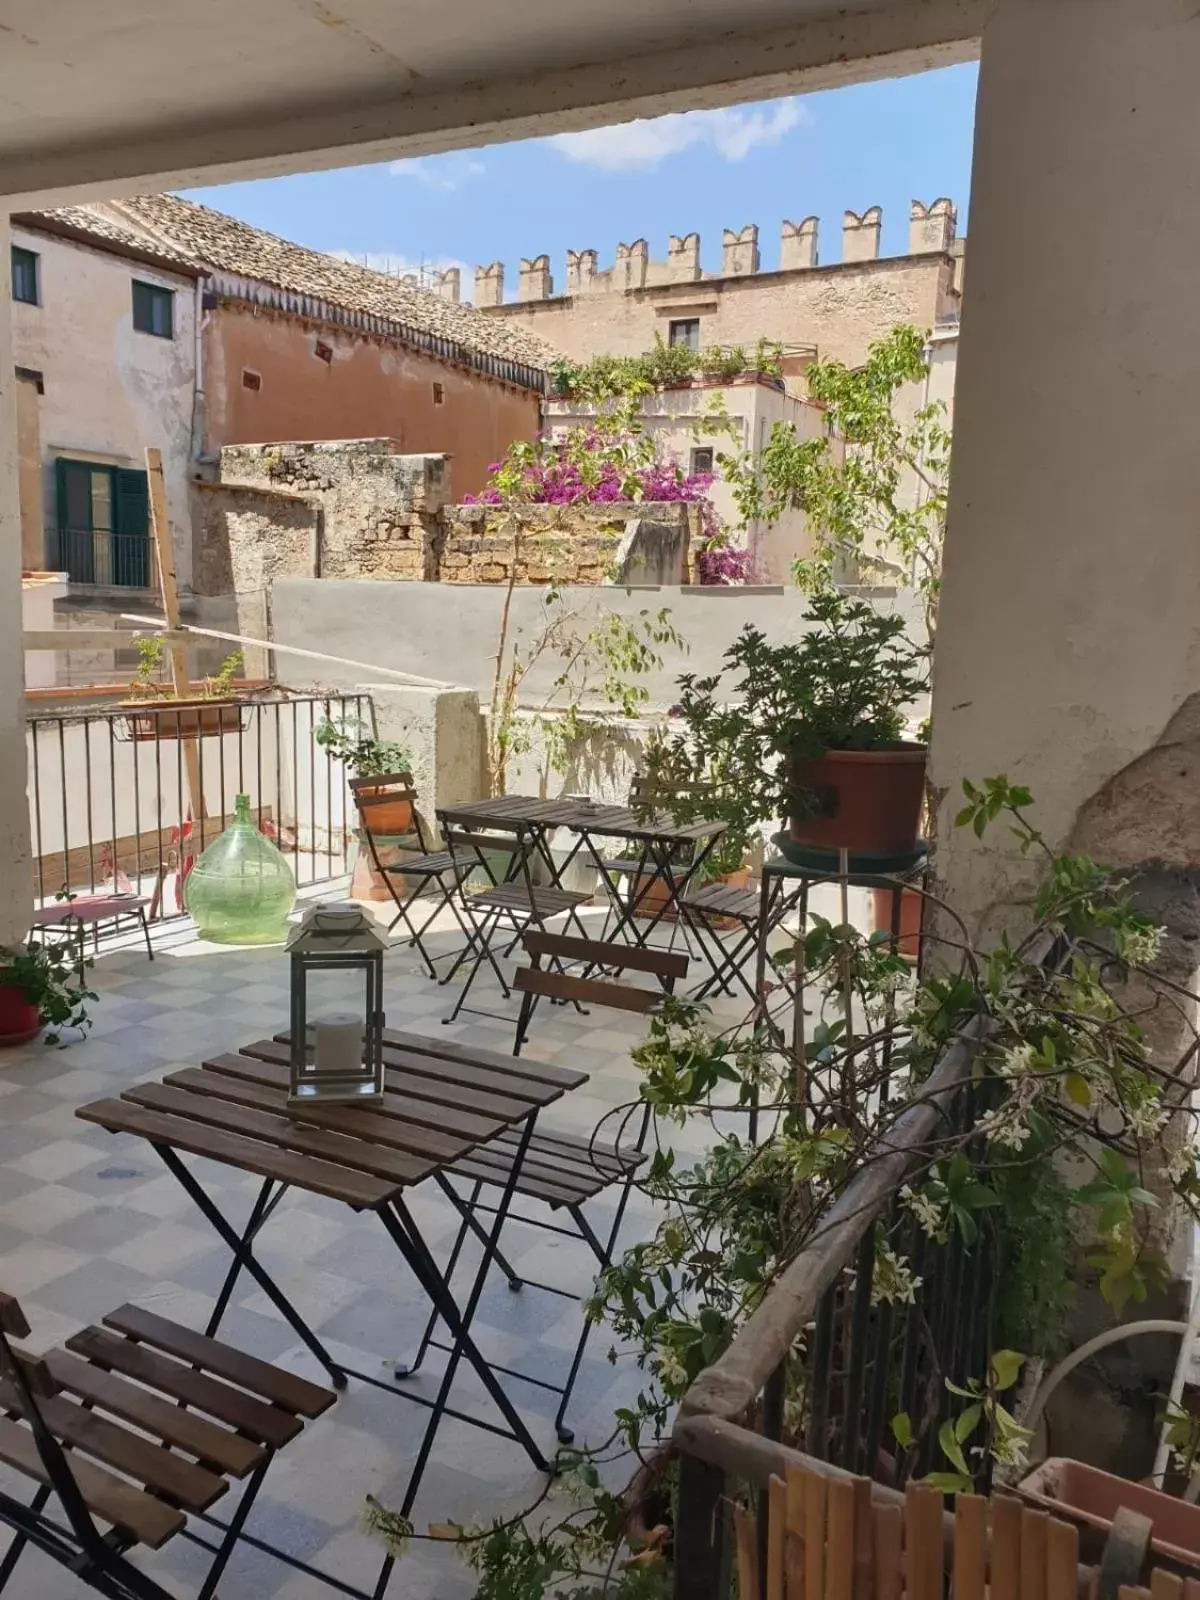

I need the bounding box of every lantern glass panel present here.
[287,904,386,1103]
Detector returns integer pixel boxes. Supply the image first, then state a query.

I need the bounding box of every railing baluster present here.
[674,1453,729,1600]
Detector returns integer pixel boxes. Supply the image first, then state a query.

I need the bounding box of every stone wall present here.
[439,502,694,586]
[214,438,447,581]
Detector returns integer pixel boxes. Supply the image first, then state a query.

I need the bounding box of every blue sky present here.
[187,63,978,301]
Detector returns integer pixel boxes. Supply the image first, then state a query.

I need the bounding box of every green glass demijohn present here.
[184,794,297,944]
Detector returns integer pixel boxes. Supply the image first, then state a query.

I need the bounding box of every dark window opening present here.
[52,459,151,588]
[241,368,262,391]
[132,280,174,338]
[432,382,445,405]
[314,340,333,363]
[11,247,39,306]
[690,447,714,475]
[668,318,701,352]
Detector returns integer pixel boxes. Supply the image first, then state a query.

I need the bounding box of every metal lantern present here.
[286,902,387,1104]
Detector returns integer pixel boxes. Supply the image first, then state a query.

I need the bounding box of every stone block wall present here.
[215,439,448,581]
[439,502,694,586]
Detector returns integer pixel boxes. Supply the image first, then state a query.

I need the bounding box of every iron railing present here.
[27,692,373,919]
[670,1022,996,1600]
[48,528,158,589]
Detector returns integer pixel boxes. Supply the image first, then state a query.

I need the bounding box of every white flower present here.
[900,1184,948,1241]
[1121,924,1168,968]
[656,1344,688,1390]
[996,1043,1038,1079]
[1164,1145,1195,1185]
[871,1242,922,1306]
[976,1108,1033,1150]
[1125,1097,1170,1141]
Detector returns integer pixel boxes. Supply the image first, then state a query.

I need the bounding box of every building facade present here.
[476,200,964,379]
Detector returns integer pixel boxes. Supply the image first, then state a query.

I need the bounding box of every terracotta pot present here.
[632,873,680,922]
[0,986,41,1047]
[623,1448,674,1557]
[355,786,414,837]
[789,745,927,855]
[869,885,923,961]
[1017,1457,1200,1568]
[350,848,392,902]
[122,698,248,741]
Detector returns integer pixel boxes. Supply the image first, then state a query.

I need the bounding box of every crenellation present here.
[474,261,504,307]
[477,198,960,304]
[518,254,553,301]
[780,216,818,271]
[613,239,649,291]
[566,248,598,294]
[721,224,759,276]
[909,197,957,255]
[434,266,460,303]
[842,207,883,263]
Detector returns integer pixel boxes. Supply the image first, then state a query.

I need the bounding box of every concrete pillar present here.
[780,217,818,271]
[0,215,33,942]
[931,0,1200,941]
[360,684,483,843]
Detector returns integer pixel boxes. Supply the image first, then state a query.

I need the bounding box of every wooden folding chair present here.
[0,1289,336,1598]
[398,933,687,1443]
[351,772,476,979]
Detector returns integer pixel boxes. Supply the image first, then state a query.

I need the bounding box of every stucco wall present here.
[482,254,956,374]
[10,225,197,584]
[0,221,32,942]
[204,302,541,500]
[440,502,693,586]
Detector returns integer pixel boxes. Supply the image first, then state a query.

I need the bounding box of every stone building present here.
[475,199,964,378]
[10,194,556,682]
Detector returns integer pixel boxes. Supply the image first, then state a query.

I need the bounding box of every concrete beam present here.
[5,0,988,205]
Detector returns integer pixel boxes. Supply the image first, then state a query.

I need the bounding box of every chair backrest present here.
[443,826,525,886]
[514,931,688,1021]
[351,771,433,867]
[522,930,688,984]
[734,1463,1089,1600]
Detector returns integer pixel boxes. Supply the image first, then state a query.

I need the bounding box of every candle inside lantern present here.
[312,1013,363,1077]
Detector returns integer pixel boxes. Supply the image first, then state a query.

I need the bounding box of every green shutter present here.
[113,468,150,587]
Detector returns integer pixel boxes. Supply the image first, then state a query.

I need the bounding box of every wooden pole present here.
[145,446,204,821]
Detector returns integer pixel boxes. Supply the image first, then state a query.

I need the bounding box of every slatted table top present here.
[438,794,725,844]
[77,1027,589,1212]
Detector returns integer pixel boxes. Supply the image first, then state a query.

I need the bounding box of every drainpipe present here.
[189,275,207,464]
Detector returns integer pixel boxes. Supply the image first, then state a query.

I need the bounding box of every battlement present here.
[476,199,960,304]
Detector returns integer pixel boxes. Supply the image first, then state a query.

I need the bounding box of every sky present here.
[186,63,979,301]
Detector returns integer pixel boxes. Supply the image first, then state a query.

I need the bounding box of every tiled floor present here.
[0,894,777,1599]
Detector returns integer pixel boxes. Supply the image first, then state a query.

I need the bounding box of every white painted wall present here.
[10,225,198,585]
[545,383,828,582]
[21,572,68,689]
[0,220,32,943]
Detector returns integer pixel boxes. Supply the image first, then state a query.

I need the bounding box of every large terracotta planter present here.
[870,885,923,962]
[122,698,248,741]
[0,986,41,1047]
[789,746,927,855]
[1017,1458,1200,1569]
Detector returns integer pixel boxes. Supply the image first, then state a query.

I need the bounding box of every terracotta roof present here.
[107,194,559,380]
[15,205,201,276]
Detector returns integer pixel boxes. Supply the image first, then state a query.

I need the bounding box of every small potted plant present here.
[658,591,929,859]
[0,934,96,1047]
[122,638,248,742]
[314,717,416,833]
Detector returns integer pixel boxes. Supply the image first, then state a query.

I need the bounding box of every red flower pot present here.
[789,746,927,855]
[0,986,41,1047]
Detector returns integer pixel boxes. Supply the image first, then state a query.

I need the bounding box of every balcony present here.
[48,528,159,593]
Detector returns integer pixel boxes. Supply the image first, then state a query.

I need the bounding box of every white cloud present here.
[547,98,807,173]
[389,153,486,190]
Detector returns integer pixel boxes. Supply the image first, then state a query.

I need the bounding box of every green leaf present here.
[989,1349,1025,1392]
[1064,1072,1092,1107]
[938,1418,970,1477]
[922,1471,973,1495]
[891,1412,914,1449]
[954,1403,983,1444]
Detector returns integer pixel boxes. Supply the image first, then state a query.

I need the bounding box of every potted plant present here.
[656,591,928,859]
[122,639,248,742]
[0,934,96,1047]
[314,717,416,833]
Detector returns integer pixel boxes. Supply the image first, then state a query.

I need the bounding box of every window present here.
[313,340,333,364]
[690,447,714,476]
[132,279,174,338]
[432,382,445,405]
[53,459,150,587]
[668,318,700,352]
[11,246,39,306]
[241,368,262,391]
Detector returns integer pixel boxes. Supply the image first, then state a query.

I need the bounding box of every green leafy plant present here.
[551,335,783,404]
[314,716,414,779]
[645,588,928,832]
[202,649,243,700]
[721,324,948,635]
[0,935,96,1045]
[129,634,165,698]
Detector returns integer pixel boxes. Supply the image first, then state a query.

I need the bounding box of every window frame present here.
[11,246,39,306]
[54,458,151,588]
[690,447,715,476]
[668,318,701,352]
[131,278,175,339]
